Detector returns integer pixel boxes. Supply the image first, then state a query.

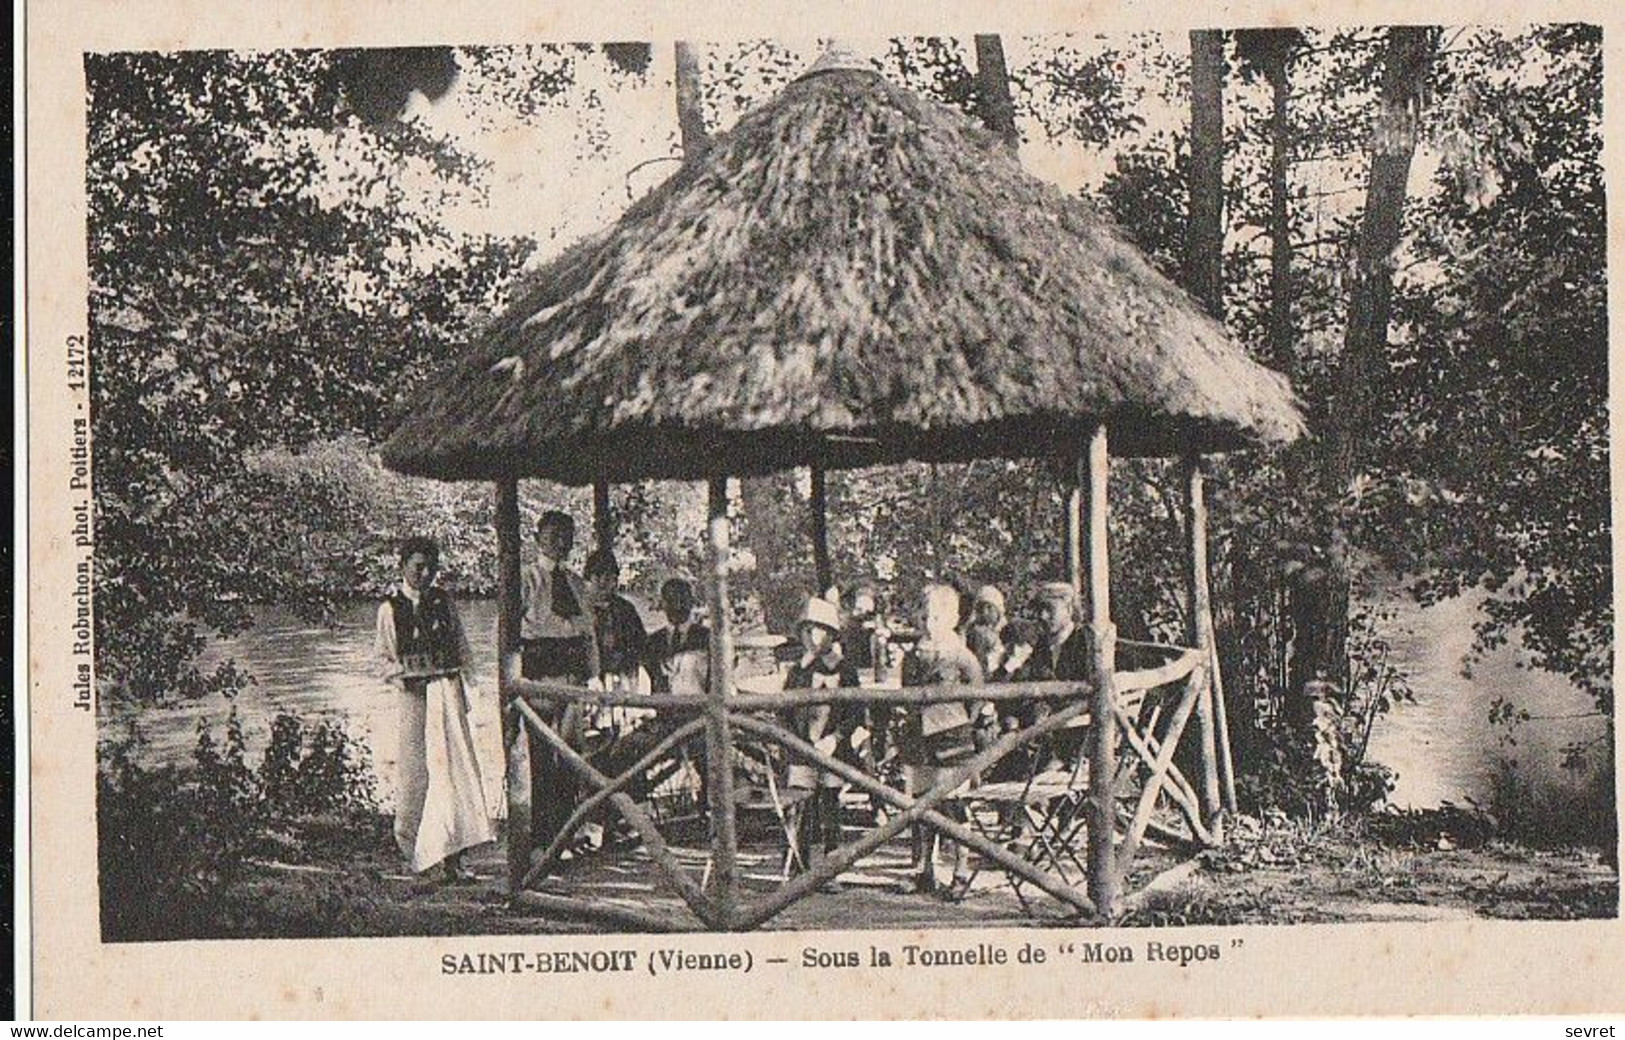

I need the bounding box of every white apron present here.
[396,676,495,872]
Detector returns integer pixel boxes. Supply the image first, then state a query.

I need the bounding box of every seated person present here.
[839,583,882,673]
[784,595,862,873]
[579,549,657,830]
[1013,583,1093,685]
[1010,581,1094,771]
[994,616,1040,684]
[838,582,894,775]
[644,577,710,696]
[964,584,1010,679]
[585,549,647,693]
[899,584,984,899]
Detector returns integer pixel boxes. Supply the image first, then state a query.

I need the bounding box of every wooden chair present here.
[954,709,1093,912]
[955,683,1175,914]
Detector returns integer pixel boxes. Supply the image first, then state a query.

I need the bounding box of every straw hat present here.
[798,595,843,634]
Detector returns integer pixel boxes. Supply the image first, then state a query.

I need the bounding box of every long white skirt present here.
[396,677,495,873]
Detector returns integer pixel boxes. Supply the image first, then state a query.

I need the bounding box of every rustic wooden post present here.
[592,480,614,555]
[1184,456,1226,838]
[495,477,530,893]
[810,464,833,596]
[703,477,741,926]
[1065,482,1083,596]
[1083,425,1119,916]
[1212,643,1239,814]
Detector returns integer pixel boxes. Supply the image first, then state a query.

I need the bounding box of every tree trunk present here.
[1266,53,1294,370]
[1187,30,1226,318]
[673,42,709,163]
[810,465,832,595]
[1333,26,1435,486]
[973,34,1020,153]
[1236,28,1302,368]
[741,477,801,632]
[1183,28,1227,785]
[1298,26,1436,697]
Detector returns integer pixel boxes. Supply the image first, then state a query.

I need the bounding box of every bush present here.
[98,710,382,942]
[1234,607,1405,819]
[259,714,380,823]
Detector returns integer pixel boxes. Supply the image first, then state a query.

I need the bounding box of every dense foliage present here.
[1381,25,1609,712]
[98,713,382,940]
[87,50,531,698]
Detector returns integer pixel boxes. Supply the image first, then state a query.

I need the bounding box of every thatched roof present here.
[382,65,1306,485]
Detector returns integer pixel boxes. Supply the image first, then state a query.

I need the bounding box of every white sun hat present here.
[798,595,843,634]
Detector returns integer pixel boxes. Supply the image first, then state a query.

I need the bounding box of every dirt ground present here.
[1128,827,1619,926]
[224,811,1619,938]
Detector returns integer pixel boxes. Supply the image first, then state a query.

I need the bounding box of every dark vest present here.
[389,587,460,674]
[594,594,646,677]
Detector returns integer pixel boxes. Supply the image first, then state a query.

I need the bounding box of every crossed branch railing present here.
[502,642,1212,932]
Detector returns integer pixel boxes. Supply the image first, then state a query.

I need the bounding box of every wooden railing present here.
[501,640,1212,931]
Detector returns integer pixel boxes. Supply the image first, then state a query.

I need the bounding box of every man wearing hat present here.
[1010,581,1095,768]
[784,594,861,873]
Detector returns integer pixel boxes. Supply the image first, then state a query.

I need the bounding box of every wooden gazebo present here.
[382,52,1305,929]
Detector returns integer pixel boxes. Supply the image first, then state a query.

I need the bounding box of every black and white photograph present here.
[76,19,1616,953]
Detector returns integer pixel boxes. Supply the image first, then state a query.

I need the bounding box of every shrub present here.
[98,710,382,942]
[1234,606,1405,819]
[259,714,380,823]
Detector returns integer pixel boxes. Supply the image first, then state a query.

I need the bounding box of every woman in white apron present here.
[375,536,495,882]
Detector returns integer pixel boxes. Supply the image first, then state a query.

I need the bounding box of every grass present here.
[1121,809,1618,927]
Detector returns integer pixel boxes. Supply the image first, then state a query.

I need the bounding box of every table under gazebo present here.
[381,49,1305,930]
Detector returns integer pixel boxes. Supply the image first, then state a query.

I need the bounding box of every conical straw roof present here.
[382,64,1306,485]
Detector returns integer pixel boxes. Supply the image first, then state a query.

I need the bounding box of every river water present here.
[1363,590,1611,828]
[101,595,1613,828]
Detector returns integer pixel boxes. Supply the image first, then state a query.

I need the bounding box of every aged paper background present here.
[22,0,1625,1019]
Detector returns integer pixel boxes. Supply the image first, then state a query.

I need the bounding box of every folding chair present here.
[580,705,701,840]
[955,684,1167,914]
[731,741,813,880]
[955,713,1091,912]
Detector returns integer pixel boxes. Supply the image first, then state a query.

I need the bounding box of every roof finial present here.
[801,39,876,78]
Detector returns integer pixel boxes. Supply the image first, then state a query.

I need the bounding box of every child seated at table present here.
[899,583,985,899]
[840,583,882,673]
[784,595,861,875]
[839,582,896,776]
[644,577,710,696]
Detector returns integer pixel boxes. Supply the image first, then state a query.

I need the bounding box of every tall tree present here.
[1102,26,1607,808]
[1236,29,1307,369]
[1186,30,1226,317]
[1379,24,1609,713]
[673,41,711,161]
[1334,26,1437,489]
[973,34,1020,152]
[674,41,806,630]
[86,50,531,700]
[1297,26,1438,698]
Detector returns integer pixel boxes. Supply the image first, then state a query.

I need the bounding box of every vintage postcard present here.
[20,0,1625,1019]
